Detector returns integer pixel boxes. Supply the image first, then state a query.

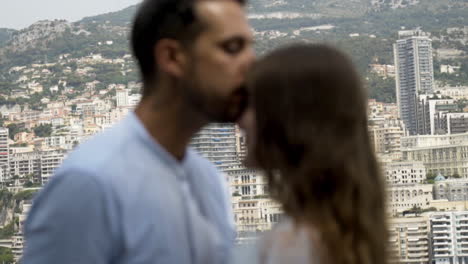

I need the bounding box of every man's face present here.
[182,1,255,123]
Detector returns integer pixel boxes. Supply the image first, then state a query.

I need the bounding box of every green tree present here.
[0,221,14,239]
[33,124,52,138]
[6,123,25,140]
[366,74,396,103]
[0,247,14,264]
[406,205,423,216]
[14,190,37,201]
[425,172,437,184]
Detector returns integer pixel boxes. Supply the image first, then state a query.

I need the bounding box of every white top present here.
[233,220,321,264]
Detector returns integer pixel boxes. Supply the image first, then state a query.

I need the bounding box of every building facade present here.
[0,128,10,166]
[40,150,67,184]
[383,161,427,185]
[387,184,433,216]
[401,133,468,178]
[434,179,468,201]
[232,197,282,243]
[394,30,434,135]
[389,216,431,263]
[190,123,240,170]
[430,211,468,264]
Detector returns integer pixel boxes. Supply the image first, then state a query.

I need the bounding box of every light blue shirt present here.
[23,112,235,264]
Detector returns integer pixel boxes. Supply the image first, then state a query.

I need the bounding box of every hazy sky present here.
[0,0,142,29]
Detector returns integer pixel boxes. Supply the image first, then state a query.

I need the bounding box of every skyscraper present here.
[0,128,9,165]
[394,29,434,135]
[0,128,10,182]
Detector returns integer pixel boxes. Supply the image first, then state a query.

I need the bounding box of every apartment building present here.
[40,149,67,184]
[369,118,406,154]
[232,196,282,243]
[389,216,430,263]
[190,123,239,170]
[388,184,433,216]
[383,161,427,185]
[434,178,468,201]
[430,211,468,264]
[394,29,434,135]
[401,132,468,177]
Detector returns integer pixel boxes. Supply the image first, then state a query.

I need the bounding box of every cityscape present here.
[0,0,468,263]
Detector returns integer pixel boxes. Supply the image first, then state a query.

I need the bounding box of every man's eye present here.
[221,39,244,55]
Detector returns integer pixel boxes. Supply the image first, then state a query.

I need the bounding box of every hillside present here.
[79,5,138,27]
[0,0,467,104]
[0,28,15,48]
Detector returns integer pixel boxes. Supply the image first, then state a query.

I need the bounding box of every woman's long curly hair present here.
[248,44,388,264]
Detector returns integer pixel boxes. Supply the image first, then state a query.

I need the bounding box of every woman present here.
[237,44,388,264]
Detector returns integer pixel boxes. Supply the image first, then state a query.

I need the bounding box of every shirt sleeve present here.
[22,169,118,264]
[219,171,236,233]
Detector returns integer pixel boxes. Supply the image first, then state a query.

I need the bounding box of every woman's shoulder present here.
[260,220,322,264]
[231,220,322,264]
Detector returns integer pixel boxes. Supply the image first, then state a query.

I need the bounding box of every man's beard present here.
[181,77,248,123]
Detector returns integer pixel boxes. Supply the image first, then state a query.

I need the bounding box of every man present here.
[22,0,254,263]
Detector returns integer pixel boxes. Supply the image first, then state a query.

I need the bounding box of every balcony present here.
[407,230,428,235]
[407,234,428,240]
[407,252,429,258]
[416,240,428,245]
[432,218,451,222]
[433,229,451,234]
[433,246,452,253]
[434,240,451,246]
[432,223,451,227]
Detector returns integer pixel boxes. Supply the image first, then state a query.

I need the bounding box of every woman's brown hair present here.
[248,44,388,264]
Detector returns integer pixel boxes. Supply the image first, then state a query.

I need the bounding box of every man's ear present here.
[153,39,188,78]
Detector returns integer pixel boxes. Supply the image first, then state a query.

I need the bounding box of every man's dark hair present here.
[131,0,246,97]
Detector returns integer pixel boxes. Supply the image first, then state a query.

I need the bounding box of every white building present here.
[436,86,468,101]
[415,95,456,135]
[42,136,74,150]
[128,94,142,107]
[434,178,468,201]
[232,196,282,243]
[9,151,41,182]
[226,165,267,197]
[383,161,427,185]
[40,150,67,184]
[0,128,10,166]
[401,132,468,177]
[440,65,461,74]
[430,200,468,212]
[190,123,240,170]
[430,211,468,264]
[394,29,434,135]
[388,216,430,263]
[387,184,433,216]
[369,118,406,154]
[116,89,129,107]
[0,164,9,183]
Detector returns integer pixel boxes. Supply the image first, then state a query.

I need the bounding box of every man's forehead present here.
[195,1,252,38]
